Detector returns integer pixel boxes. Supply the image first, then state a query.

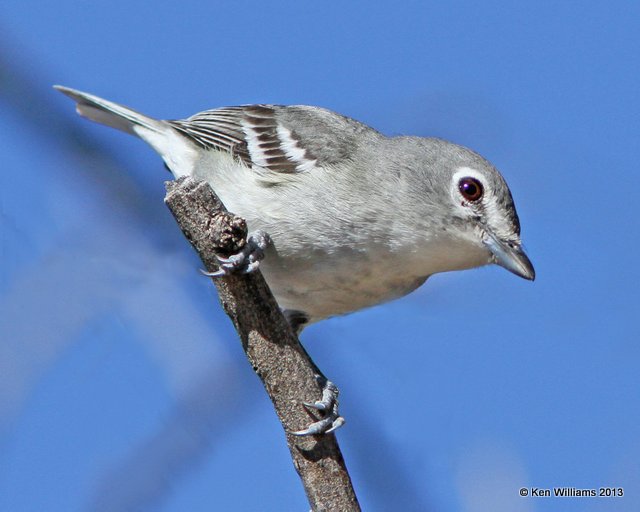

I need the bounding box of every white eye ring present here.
[452,167,490,205]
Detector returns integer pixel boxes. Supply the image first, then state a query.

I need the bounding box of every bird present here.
[55,85,534,434]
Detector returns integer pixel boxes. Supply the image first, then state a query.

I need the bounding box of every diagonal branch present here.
[164,176,360,512]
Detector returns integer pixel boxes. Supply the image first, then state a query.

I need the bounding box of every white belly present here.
[259,247,429,323]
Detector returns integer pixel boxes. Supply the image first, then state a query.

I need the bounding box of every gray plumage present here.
[54,86,534,327]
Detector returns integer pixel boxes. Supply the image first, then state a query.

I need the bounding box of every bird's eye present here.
[458,177,484,202]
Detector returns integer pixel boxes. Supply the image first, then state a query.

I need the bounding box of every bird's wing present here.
[54,86,377,177]
[168,105,375,174]
[169,105,314,173]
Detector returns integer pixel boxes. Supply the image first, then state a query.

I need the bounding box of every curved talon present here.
[215,255,238,265]
[303,400,330,412]
[215,252,246,269]
[200,268,228,278]
[291,413,344,437]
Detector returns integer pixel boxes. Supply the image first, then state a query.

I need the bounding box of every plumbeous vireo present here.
[55,85,534,433]
[55,86,534,328]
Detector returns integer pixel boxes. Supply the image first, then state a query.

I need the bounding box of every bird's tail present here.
[54,85,164,135]
[54,85,196,177]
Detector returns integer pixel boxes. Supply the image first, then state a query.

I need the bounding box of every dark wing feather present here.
[169,107,252,164]
[168,105,317,174]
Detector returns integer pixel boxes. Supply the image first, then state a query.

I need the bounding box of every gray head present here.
[402,137,535,280]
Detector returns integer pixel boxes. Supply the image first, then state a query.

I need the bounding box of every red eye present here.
[458,177,484,202]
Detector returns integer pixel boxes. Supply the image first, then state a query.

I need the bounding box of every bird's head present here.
[417,139,535,281]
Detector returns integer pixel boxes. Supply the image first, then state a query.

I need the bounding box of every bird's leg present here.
[291,375,345,436]
[282,309,310,336]
[201,230,272,277]
[280,311,346,435]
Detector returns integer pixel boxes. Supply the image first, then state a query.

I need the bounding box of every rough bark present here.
[164,176,360,511]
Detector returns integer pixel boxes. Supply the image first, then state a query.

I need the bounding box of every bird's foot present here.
[201,230,272,277]
[291,376,345,436]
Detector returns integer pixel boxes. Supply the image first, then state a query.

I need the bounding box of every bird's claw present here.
[291,377,345,436]
[302,380,339,411]
[201,230,272,278]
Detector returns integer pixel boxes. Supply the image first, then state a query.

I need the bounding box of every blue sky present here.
[1,2,638,511]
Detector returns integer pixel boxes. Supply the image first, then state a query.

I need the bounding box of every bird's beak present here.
[484,231,535,281]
